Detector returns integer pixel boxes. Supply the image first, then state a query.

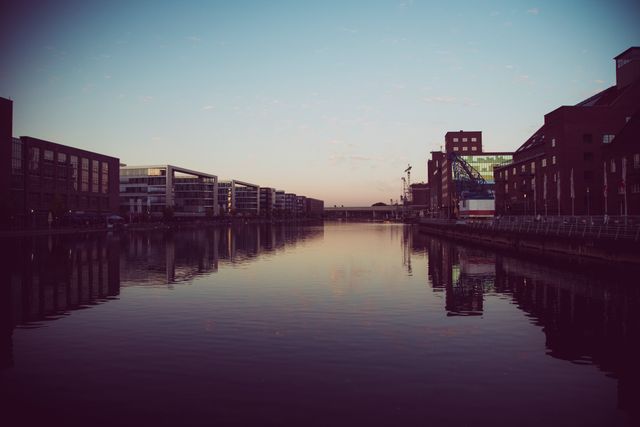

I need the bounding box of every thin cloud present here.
[202,105,214,110]
[186,36,202,42]
[527,8,539,15]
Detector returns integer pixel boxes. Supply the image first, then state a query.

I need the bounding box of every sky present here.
[1,0,639,206]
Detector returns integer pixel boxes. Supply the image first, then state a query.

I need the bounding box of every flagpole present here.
[570,168,575,217]
[543,173,547,216]
[623,157,628,225]
[604,160,608,217]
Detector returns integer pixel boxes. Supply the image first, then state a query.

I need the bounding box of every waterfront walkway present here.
[419,215,640,263]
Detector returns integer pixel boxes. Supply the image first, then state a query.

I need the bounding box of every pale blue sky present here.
[1,0,639,205]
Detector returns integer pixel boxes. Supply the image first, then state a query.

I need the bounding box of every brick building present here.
[602,111,640,216]
[493,47,640,217]
[1,97,120,228]
[427,131,512,217]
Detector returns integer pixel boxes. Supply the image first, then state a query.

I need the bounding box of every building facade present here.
[120,165,217,219]
[427,131,512,218]
[259,187,276,217]
[602,112,640,216]
[1,98,120,228]
[494,47,640,217]
[218,180,260,216]
[305,198,324,218]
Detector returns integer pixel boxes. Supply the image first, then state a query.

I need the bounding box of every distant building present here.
[295,195,307,216]
[218,180,260,216]
[493,47,640,216]
[275,190,285,213]
[120,165,217,219]
[410,183,430,208]
[305,197,324,218]
[1,98,120,227]
[284,193,297,215]
[259,187,276,216]
[427,131,512,217]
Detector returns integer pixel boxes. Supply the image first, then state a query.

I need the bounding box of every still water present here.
[1,223,638,426]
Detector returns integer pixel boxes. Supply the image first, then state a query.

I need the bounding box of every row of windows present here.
[609,154,640,173]
[452,137,478,143]
[452,146,478,152]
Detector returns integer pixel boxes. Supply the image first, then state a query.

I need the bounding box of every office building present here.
[218,180,260,216]
[120,165,217,219]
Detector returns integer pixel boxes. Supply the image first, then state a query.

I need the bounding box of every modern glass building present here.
[460,153,513,183]
[120,165,217,218]
[217,180,260,216]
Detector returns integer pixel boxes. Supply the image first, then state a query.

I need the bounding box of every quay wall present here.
[418,220,640,265]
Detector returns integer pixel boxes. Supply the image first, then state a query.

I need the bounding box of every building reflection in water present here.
[0,222,324,371]
[120,223,324,287]
[0,234,120,369]
[408,227,640,418]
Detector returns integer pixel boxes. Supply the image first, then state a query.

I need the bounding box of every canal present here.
[1,223,638,426]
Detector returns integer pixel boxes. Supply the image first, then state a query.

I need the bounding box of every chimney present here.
[615,47,640,89]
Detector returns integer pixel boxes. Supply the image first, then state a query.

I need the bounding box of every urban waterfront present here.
[1,223,638,426]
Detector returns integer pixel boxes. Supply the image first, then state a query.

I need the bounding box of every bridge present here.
[324,206,402,220]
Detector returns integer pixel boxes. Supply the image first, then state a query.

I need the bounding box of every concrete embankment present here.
[418,220,640,264]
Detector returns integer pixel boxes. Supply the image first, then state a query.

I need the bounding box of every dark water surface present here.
[1,223,639,426]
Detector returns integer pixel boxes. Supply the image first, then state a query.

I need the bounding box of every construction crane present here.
[404,164,412,203]
[447,152,494,218]
[401,177,407,203]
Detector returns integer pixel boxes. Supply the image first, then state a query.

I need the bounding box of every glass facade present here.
[460,154,513,183]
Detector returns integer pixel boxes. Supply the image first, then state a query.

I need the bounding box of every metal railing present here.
[419,215,640,242]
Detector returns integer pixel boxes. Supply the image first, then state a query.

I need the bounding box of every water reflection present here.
[120,223,324,287]
[0,234,120,368]
[409,227,640,418]
[1,223,638,425]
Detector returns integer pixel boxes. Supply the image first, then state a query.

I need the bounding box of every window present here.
[453,138,459,142]
[634,153,640,169]
[43,150,54,161]
[611,159,616,173]
[583,152,593,161]
[471,137,477,142]
[531,162,536,173]
[92,160,99,193]
[551,138,556,147]
[582,134,592,144]
[462,138,468,142]
[512,167,516,174]
[542,158,547,167]
[81,158,89,192]
[101,162,109,194]
[70,156,78,191]
[28,147,40,172]
[552,156,556,165]
[453,146,459,151]
[11,138,22,175]
[617,58,631,68]
[632,184,640,194]
[521,164,526,173]
[57,153,66,163]
[462,146,468,151]
[602,134,615,144]
[505,184,509,192]
[505,170,509,179]
[514,182,517,189]
[471,146,477,151]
